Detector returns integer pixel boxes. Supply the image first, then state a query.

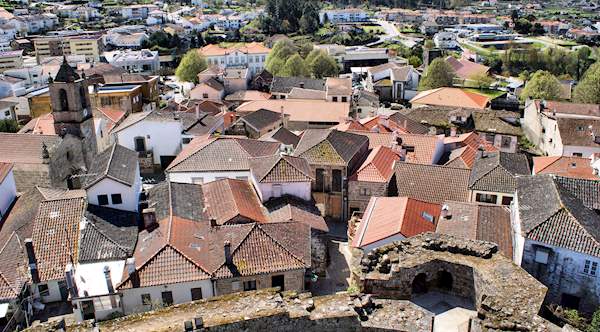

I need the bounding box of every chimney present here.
[24,238,40,284]
[441,204,451,219]
[125,257,139,288]
[64,264,78,298]
[195,104,200,120]
[224,240,232,265]
[104,265,115,294]
[142,207,157,231]
[41,143,50,164]
[210,218,217,227]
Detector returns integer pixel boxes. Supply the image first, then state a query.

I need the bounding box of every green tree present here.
[424,39,435,49]
[470,72,494,89]
[0,119,18,133]
[520,70,562,101]
[408,55,422,68]
[299,1,319,34]
[305,48,323,66]
[281,53,310,77]
[573,62,600,104]
[175,50,207,83]
[310,52,339,78]
[265,39,297,73]
[587,309,600,332]
[419,58,455,90]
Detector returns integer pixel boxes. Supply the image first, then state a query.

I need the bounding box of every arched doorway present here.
[411,273,428,295]
[436,270,453,291]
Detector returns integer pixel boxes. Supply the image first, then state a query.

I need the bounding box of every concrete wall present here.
[0,169,16,217]
[563,145,600,158]
[121,279,214,314]
[168,170,250,184]
[116,120,182,165]
[253,179,311,202]
[521,239,600,315]
[86,168,141,212]
[214,269,305,296]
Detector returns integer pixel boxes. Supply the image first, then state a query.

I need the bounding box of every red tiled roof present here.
[31,192,87,282]
[396,133,441,164]
[533,156,597,180]
[445,56,489,80]
[410,88,490,110]
[352,197,440,248]
[18,113,56,135]
[203,178,269,224]
[0,133,61,164]
[350,146,401,182]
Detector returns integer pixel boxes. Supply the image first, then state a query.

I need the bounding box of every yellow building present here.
[33,34,103,62]
[0,50,23,72]
[91,84,143,114]
[26,87,52,119]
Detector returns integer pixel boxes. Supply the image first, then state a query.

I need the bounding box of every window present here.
[534,247,550,264]
[332,96,338,102]
[421,212,434,223]
[182,137,192,144]
[500,136,512,149]
[111,194,122,205]
[161,291,173,306]
[236,176,248,181]
[141,293,151,306]
[191,177,204,184]
[359,187,370,196]
[583,260,598,276]
[38,284,49,296]
[315,168,325,192]
[573,152,583,157]
[501,196,513,205]
[191,288,203,301]
[342,96,348,102]
[331,169,342,192]
[271,275,285,291]
[97,194,109,206]
[134,137,146,152]
[202,93,209,99]
[475,193,497,204]
[243,280,256,291]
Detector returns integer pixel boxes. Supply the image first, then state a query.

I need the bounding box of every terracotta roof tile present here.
[203,179,269,225]
[533,156,597,180]
[410,87,490,110]
[394,163,471,204]
[350,146,401,182]
[0,133,61,164]
[250,154,313,183]
[352,197,439,248]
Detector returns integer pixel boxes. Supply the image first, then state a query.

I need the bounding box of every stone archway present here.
[436,270,453,291]
[411,273,428,295]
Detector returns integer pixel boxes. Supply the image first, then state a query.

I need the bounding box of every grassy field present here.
[464,88,506,99]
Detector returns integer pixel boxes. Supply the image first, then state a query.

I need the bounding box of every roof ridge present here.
[283,155,313,179]
[252,223,308,266]
[257,154,283,182]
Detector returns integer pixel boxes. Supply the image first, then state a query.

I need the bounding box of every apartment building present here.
[199,42,271,76]
[0,50,23,72]
[319,9,369,24]
[33,34,103,62]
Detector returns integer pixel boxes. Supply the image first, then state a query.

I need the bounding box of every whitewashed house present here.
[512,175,600,314]
[167,136,280,184]
[0,163,16,219]
[83,144,141,212]
[249,154,313,202]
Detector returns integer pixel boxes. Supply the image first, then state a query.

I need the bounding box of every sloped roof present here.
[0,162,12,183]
[394,163,471,204]
[265,196,328,232]
[199,42,270,57]
[533,156,597,180]
[240,108,282,132]
[410,88,490,110]
[0,233,29,302]
[469,151,530,193]
[352,197,440,248]
[350,146,400,182]
[271,76,325,94]
[396,133,440,164]
[259,127,300,147]
[167,136,280,172]
[250,154,313,183]
[18,113,57,135]
[472,110,522,136]
[534,100,600,118]
[556,117,600,147]
[203,178,269,224]
[553,176,600,210]
[31,191,87,282]
[54,58,81,83]
[348,131,395,149]
[517,175,600,257]
[326,77,352,95]
[78,205,139,263]
[82,144,138,188]
[445,56,489,80]
[294,129,368,165]
[0,133,61,164]
[436,201,513,258]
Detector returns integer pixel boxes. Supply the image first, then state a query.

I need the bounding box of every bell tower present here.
[50,57,97,168]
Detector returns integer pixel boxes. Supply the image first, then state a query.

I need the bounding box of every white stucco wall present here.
[86,168,141,212]
[120,279,213,314]
[562,145,600,158]
[168,170,250,184]
[0,169,16,217]
[35,280,63,303]
[510,194,524,265]
[115,120,182,165]
[250,173,311,202]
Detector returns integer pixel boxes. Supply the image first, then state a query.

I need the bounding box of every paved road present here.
[310,240,351,296]
[367,20,420,48]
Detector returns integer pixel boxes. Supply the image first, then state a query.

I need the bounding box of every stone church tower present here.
[50,57,97,171]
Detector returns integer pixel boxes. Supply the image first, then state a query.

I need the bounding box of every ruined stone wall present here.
[48,135,88,189]
[214,269,305,296]
[311,231,328,277]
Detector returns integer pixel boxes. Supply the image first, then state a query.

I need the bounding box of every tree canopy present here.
[573,62,600,104]
[0,119,18,133]
[419,58,455,90]
[520,70,562,101]
[266,40,339,78]
[261,0,320,34]
[309,52,339,78]
[281,54,310,77]
[175,50,207,83]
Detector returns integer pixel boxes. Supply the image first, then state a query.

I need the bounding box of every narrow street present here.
[310,240,352,296]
